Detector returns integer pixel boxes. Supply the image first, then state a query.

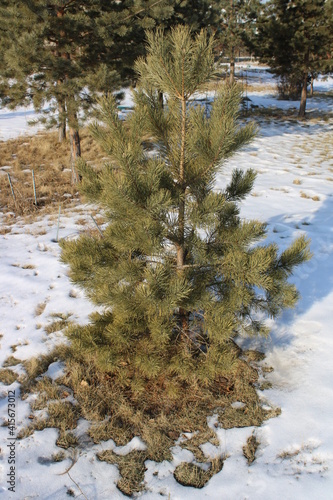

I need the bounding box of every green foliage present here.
[0,0,176,153]
[61,26,311,392]
[216,0,261,81]
[253,0,333,107]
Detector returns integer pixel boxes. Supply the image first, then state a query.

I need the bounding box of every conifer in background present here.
[0,1,174,160]
[216,0,261,84]
[61,27,310,401]
[253,0,332,117]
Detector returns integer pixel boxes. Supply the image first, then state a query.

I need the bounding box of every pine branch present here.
[122,0,167,21]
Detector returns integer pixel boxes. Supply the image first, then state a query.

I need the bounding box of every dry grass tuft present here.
[243,433,260,464]
[51,451,66,462]
[35,302,47,316]
[44,312,73,334]
[174,457,224,488]
[300,191,320,201]
[181,428,219,463]
[97,450,148,496]
[56,431,79,449]
[0,368,19,385]
[2,356,22,367]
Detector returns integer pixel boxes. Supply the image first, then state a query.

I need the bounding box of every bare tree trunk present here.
[310,75,314,97]
[58,99,66,142]
[298,72,308,118]
[67,97,81,183]
[229,48,235,85]
[69,126,81,161]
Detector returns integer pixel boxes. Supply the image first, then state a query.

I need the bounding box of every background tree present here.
[216,0,260,84]
[61,26,310,403]
[0,0,175,164]
[253,0,332,117]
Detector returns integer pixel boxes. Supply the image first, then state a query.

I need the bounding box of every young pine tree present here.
[61,26,310,401]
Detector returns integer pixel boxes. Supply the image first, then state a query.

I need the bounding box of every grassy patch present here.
[2,356,22,367]
[0,129,104,217]
[56,431,79,449]
[18,343,278,494]
[97,450,147,496]
[0,369,19,385]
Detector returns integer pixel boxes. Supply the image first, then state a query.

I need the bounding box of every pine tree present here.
[216,0,261,84]
[253,0,332,117]
[0,1,175,162]
[61,26,311,400]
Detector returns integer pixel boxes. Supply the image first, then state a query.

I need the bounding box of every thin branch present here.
[122,0,166,21]
[174,325,207,356]
[159,57,182,99]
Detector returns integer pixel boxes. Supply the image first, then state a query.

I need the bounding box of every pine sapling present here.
[61,26,311,401]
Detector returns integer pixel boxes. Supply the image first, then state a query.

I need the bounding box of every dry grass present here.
[16,341,280,495]
[0,368,19,385]
[174,457,224,488]
[35,302,47,316]
[0,129,105,217]
[97,450,148,496]
[11,262,36,269]
[300,191,320,201]
[44,313,73,334]
[243,433,260,464]
[2,356,22,367]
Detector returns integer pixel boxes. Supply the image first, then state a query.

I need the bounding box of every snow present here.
[1,66,333,498]
[0,105,43,141]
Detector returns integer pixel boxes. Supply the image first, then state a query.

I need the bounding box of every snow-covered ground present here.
[0,67,333,499]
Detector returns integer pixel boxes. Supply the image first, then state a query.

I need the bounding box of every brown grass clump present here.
[243,433,260,464]
[0,129,104,216]
[0,368,19,385]
[18,343,279,495]
[97,450,148,496]
[174,457,224,488]
[2,356,22,367]
[35,302,47,316]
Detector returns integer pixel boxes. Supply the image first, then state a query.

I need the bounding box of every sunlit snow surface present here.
[0,66,333,499]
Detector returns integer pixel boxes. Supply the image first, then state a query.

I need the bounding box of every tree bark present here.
[58,99,66,142]
[177,92,188,334]
[67,98,81,182]
[229,49,235,85]
[310,75,314,97]
[69,126,81,161]
[298,71,308,118]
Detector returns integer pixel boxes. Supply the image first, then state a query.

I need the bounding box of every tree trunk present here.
[69,126,81,161]
[298,72,308,118]
[58,99,66,142]
[177,95,189,334]
[310,75,314,97]
[67,97,81,182]
[229,50,235,85]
